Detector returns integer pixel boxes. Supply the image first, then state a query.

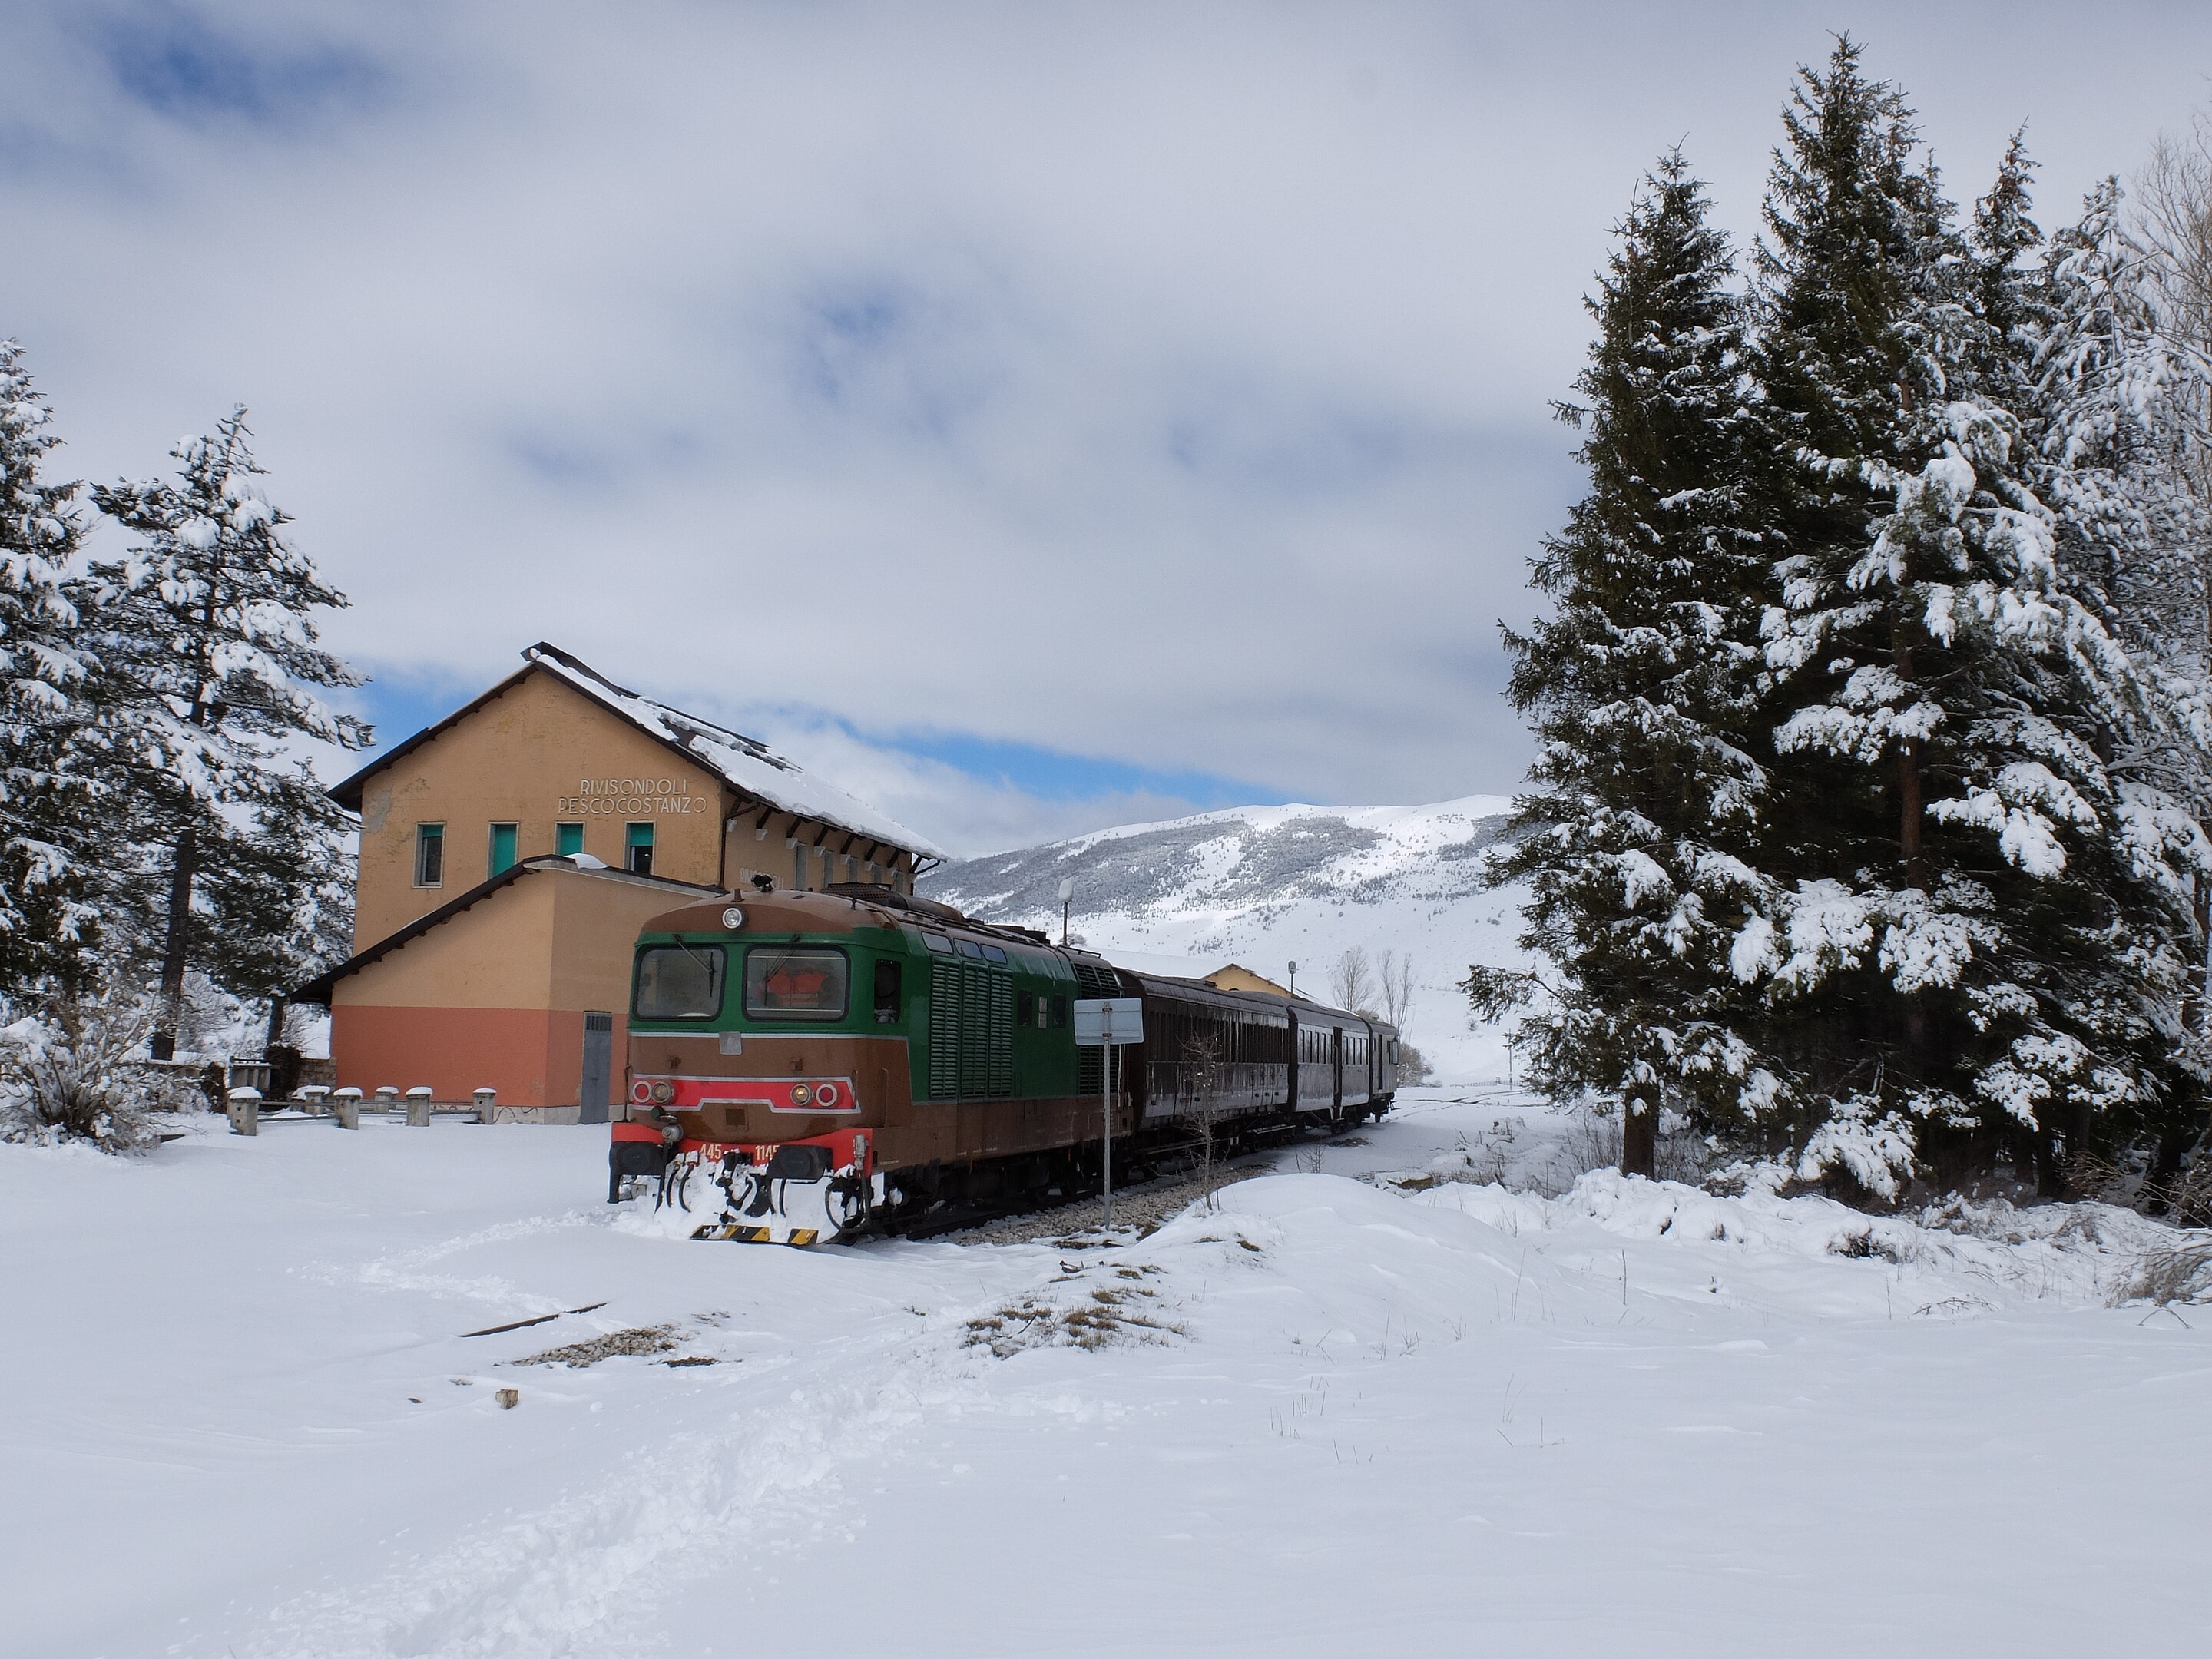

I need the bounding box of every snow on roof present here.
[521,644,943,859]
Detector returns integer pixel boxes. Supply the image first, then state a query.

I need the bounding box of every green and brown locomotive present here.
[608,884,1399,1242]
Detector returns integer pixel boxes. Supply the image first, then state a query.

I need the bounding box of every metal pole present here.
[1101,1036,1114,1230]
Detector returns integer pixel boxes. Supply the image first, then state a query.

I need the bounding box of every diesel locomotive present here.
[608,883,1400,1243]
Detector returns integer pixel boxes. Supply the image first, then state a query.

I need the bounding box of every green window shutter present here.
[489,823,518,876]
[556,823,584,857]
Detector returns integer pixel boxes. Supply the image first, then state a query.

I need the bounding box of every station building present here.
[298,644,941,1120]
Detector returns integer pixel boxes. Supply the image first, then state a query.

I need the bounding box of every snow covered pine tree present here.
[1744,41,2208,1196]
[86,409,369,1061]
[0,340,102,1000]
[1472,152,1773,1179]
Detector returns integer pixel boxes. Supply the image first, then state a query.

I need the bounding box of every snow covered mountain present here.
[920,796,1529,1081]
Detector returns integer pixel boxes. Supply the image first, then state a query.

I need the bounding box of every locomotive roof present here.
[633,891,1394,1035]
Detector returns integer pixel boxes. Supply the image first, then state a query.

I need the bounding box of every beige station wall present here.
[353,669,731,948]
[336,873,559,1010]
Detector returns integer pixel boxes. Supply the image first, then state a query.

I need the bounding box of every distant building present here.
[297,644,940,1120]
[1204,963,1293,998]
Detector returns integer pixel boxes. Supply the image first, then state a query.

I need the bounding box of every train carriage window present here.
[873,959,902,1024]
[982,944,1008,963]
[922,932,955,953]
[744,946,849,1020]
[956,939,985,960]
[634,944,725,1020]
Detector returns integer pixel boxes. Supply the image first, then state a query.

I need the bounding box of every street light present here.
[1058,876,1075,947]
[1288,959,1297,996]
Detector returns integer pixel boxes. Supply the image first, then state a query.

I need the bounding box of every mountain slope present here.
[921,796,1528,1081]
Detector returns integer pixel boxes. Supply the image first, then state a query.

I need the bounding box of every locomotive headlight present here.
[790,1083,813,1107]
[651,1080,674,1104]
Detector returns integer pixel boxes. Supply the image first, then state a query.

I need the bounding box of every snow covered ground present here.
[5,1098,2206,1657]
[923,797,1530,1081]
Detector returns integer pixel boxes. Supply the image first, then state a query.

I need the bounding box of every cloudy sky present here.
[7,2,2212,854]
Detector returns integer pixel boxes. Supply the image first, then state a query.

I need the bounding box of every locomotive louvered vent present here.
[1071,961,1121,998]
[930,960,1015,1101]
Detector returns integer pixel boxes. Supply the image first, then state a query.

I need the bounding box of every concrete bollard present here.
[300,1086,330,1118]
[333,1087,363,1130]
[406,1085,434,1128]
[225,1087,262,1136]
[472,1087,497,1124]
[374,1086,400,1114]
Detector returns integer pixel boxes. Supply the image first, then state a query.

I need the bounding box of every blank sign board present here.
[1072,997,1144,1047]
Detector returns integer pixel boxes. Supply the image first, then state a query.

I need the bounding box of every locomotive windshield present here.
[634,944,725,1019]
[744,946,849,1020]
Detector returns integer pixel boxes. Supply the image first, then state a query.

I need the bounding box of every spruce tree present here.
[0,340,102,999]
[85,409,369,1058]
[1473,152,1771,1178]
[1744,45,2207,1191]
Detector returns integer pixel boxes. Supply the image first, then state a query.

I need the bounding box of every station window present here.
[414,823,444,887]
[626,822,654,875]
[488,823,518,877]
[793,844,808,891]
[556,822,584,858]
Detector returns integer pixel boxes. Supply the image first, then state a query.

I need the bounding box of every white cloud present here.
[7,2,2210,851]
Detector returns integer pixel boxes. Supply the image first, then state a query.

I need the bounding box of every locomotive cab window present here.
[745,945,849,1020]
[873,958,902,1024]
[634,944,725,1020]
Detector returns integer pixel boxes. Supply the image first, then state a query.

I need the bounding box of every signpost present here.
[1073,996,1144,1229]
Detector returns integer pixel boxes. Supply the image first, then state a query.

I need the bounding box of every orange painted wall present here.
[335,1005,583,1106]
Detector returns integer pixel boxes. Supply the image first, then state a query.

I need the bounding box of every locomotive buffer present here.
[1072,997,1144,1228]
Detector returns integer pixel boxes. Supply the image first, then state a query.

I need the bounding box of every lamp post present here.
[1288,959,1297,997]
[1058,876,1075,947]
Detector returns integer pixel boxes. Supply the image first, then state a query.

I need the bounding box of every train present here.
[608,882,1400,1243]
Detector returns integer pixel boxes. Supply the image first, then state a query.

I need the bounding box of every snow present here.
[5,1099,2205,1657]
[923,796,1529,1081]
[523,647,944,860]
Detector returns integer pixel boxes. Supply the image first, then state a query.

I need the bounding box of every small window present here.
[488,823,518,876]
[922,932,955,954]
[626,822,655,875]
[634,944,724,1020]
[414,823,444,886]
[1050,994,1069,1028]
[981,944,1008,963]
[1017,988,1035,1026]
[956,939,985,960]
[873,959,902,1024]
[556,822,584,857]
[745,946,849,1020]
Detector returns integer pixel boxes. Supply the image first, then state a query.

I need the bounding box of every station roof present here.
[326,643,944,861]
